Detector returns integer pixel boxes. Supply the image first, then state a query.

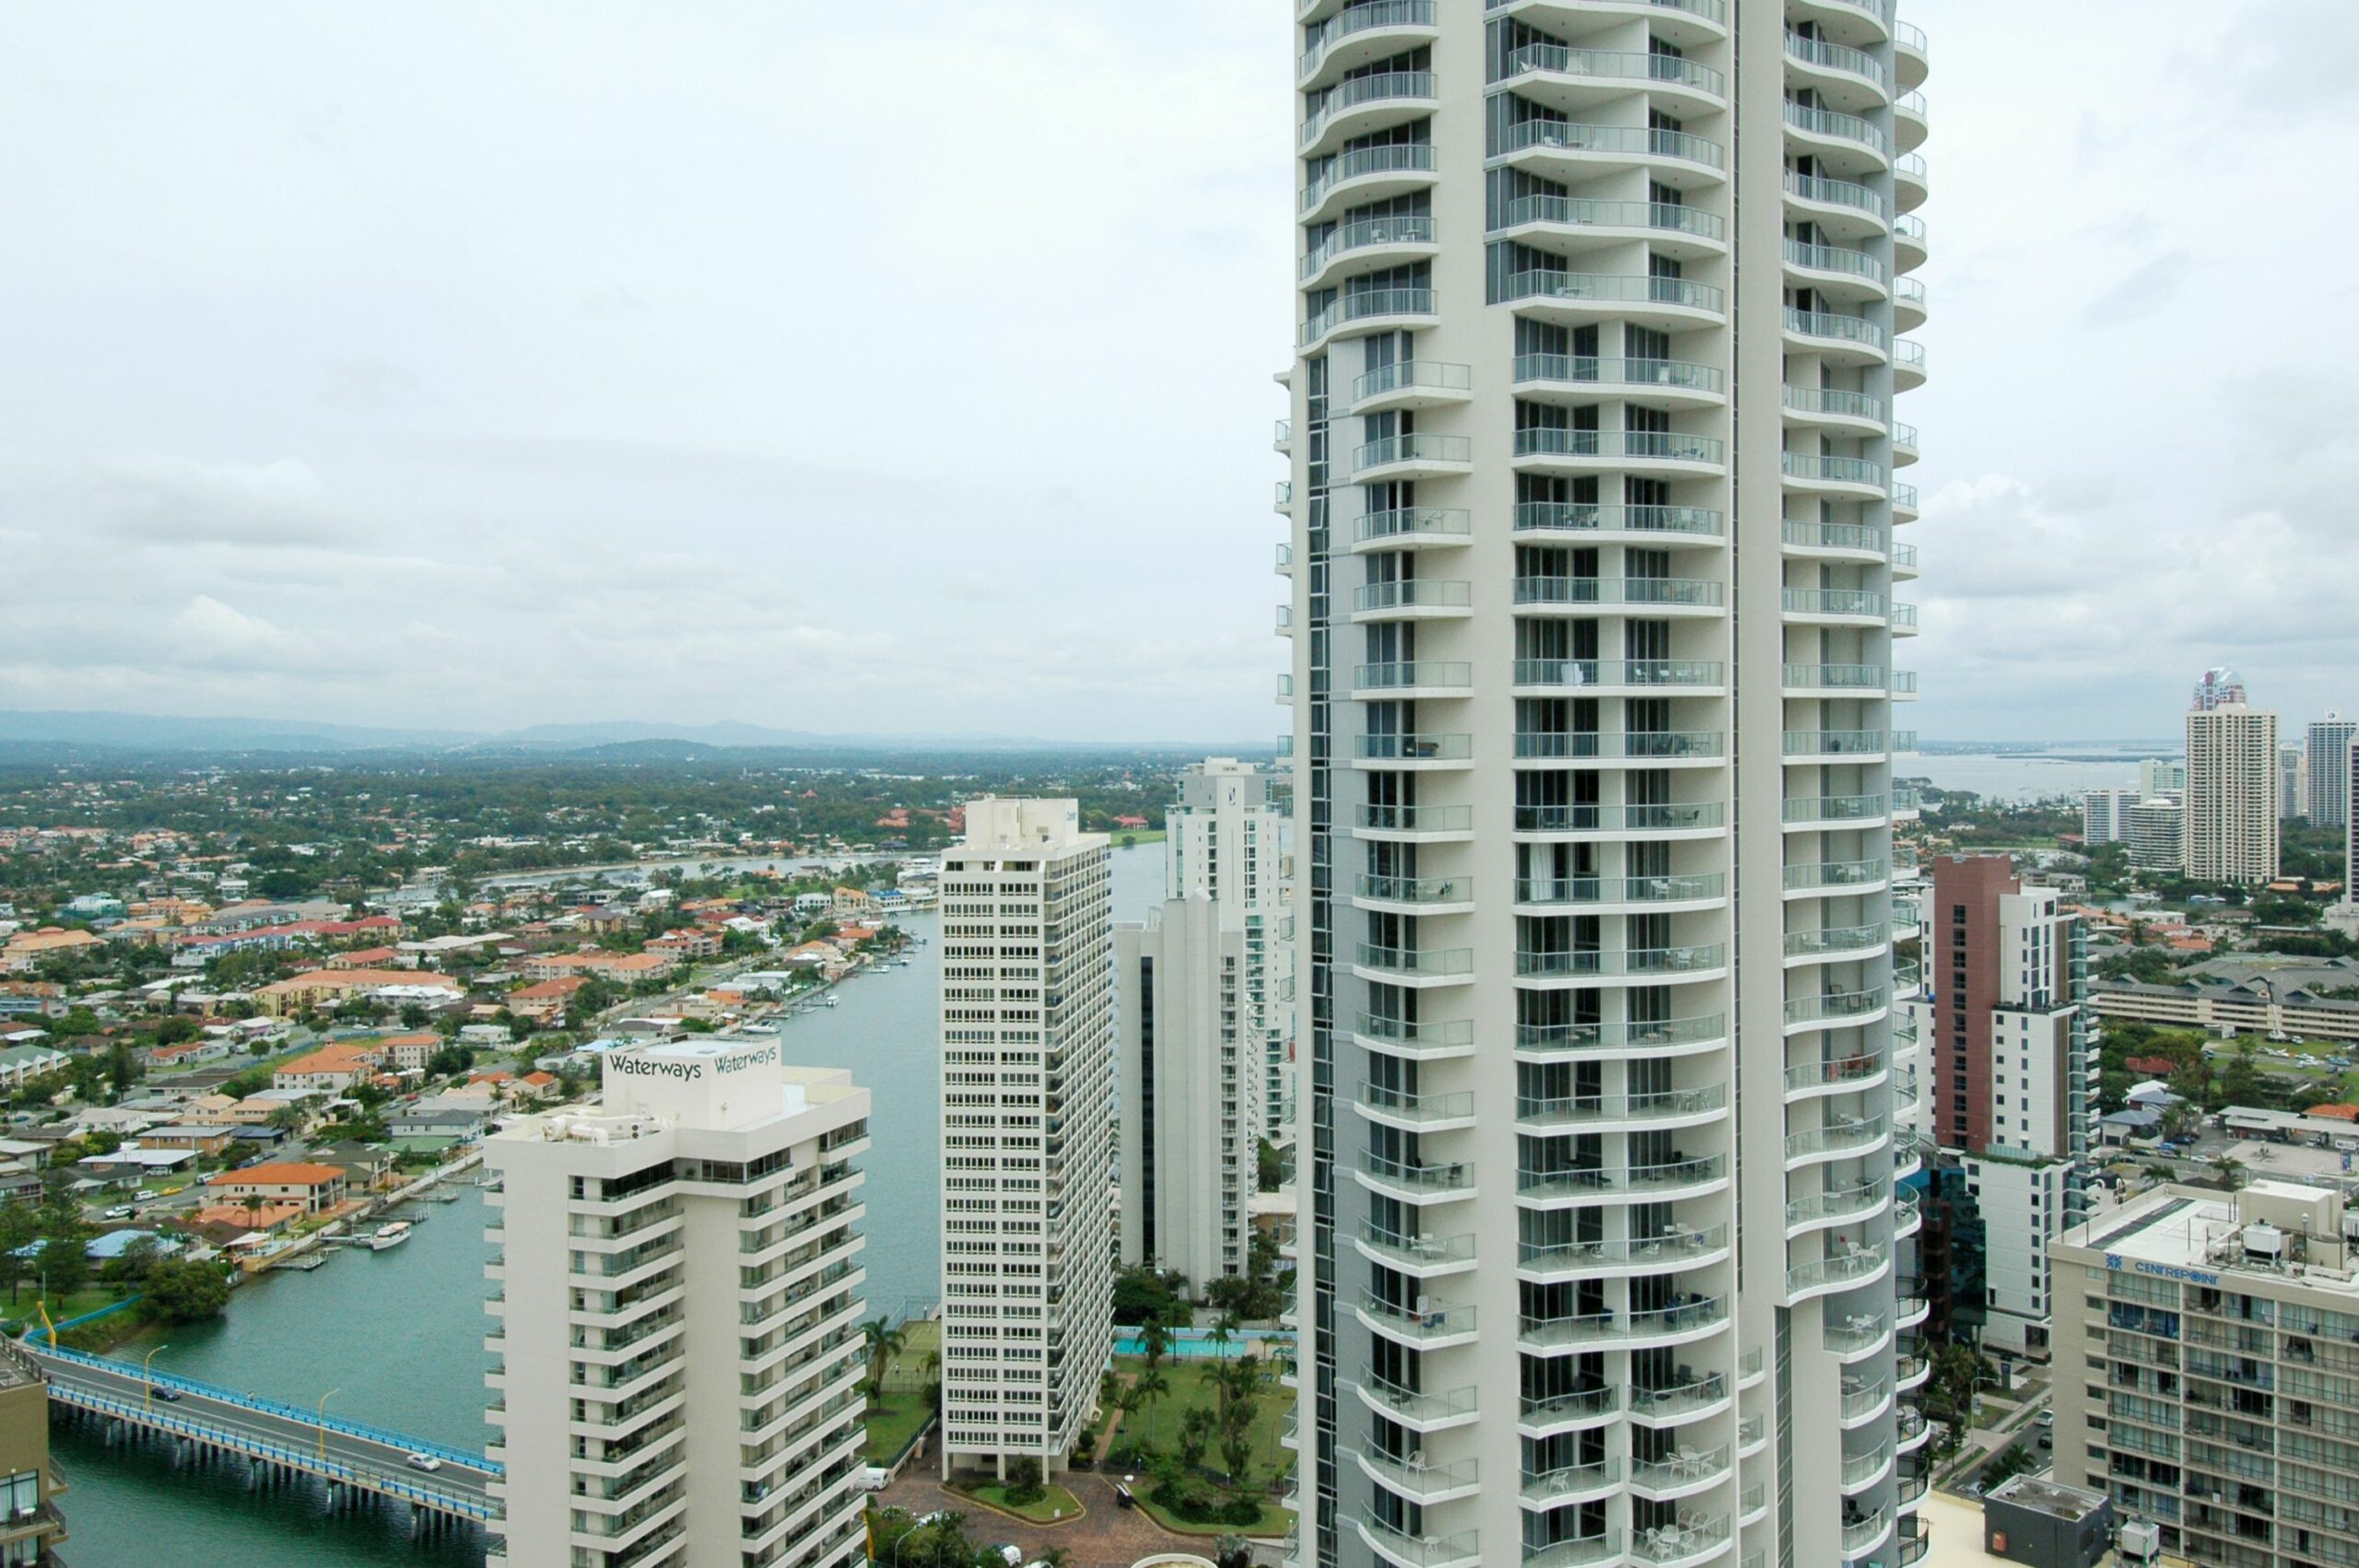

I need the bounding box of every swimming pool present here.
[1109,1328,1298,1360]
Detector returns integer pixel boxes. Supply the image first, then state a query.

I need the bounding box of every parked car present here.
[103,1206,134,1220]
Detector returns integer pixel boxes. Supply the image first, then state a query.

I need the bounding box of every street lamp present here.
[141,1344,171,1410]
[317,1387,340,1465]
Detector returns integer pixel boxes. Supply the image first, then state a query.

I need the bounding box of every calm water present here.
[54,842,1170,1564]
[1907,750,2177,805]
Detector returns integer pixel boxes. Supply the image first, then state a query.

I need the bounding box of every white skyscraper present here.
[2136,757,2186,798]
[2187,703,2281,883]
[1167,757,1297,1135]
[2081,787,2141,847]
[1119,896,1262,1286]
[2128,797,2185,874]
[1278,7,1931,1565]
[2309,713,2356,827]
[485,1044,873,1568]
[936,799,1114,1480]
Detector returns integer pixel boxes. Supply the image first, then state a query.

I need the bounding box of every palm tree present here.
[860,1316,906,1407]
[1133,1364,1171,1446]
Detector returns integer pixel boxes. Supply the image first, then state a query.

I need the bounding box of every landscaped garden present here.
[863,1314,939,1467]
[1092,1320,1296,1539]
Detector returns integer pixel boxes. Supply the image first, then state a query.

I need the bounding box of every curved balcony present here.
[1892,602,1919,637]
[1357,1449,1480,1506]
[1785,1117,1891,1166]
[1356,1148,1476,1204]
[1895,88,1928,149]
[1789,1247,1891,1302]
[1894,212,1927,271]
[1511,658,1726,695]
[1632,1514,1729,1568]
[1783,238,1888,300]
[1353,432,1471,482]
[1297,1,1438,92]
[1781,586,1888,624]
[1520,1457,1623,1510]
[1512,427,1728,476]
[1354,1012,1476,1060]
[1299,213,1438,290]
[1513,1012,1728,1062]
[1784,171,1888,239]
[1784,101,1889,170]
[1355,504,1473,551]
[1783,857,1889,895]
[1299,70,1438,158]
[1631,1371,1732,1428]
[1783,30,1890,109]
[1351,1373,1480,1433]
[1514,871,1726,909]
[1519,1385,1624,1438]
[1781,453,1888,500]
[1784,1050,1887,1098]
[1493,193,1728,263]
[1783,662,1887,696]
[1518,1156,1728,1210]
[1515,1084,1728,1135]
[1356,1292,1478,1352]
[1632,1442,1731,1501]
[1895,1406,1931,1451]
[1352,942,1476,988]
[1511,353,1726,410]
[1490,123,1728,195]
[1299,142,1437,224]
[1517,1293,1729,1353]
[1894,276,1927,333]
[1356,1515,1479,1568]
[1351,578,1473,621]
[1304,286,1439,351]
[1893,484,1919,522]
[1356,1222,1478,1279]
[1895,1349,1930,1392]
[1516,801,1728,839]
[1844,1507,1896,1560]
[1486,0,1728,46]
[1353,731,1473,769]
[1787,1178,1890,1235]
[1893,339,1927,392]
[1825,1310,1893,1359]
[1785,986,1891,1031]
[1782,731,1891,766]
[1354,802,1475,842]
[1498,42,1727,117]
[1502,270,1726,333]
[1352,660,1472,700]
[1513,575,1725,615]
[1781,792,1890,832]
[1895,152,1928,212]
[1896,21,1930,91]
[1353,872,1476,917]
[1514,500,1725,543]
[1350,358,1473,415]
[1520,1223,1731,1283]
[1838,1375,1894,1429]
[1513,943,1728,985]
[1781,520,1888,560]
[1782,384,1886,434]
[1893,419,1921,465]
[1790,0,1893,42]
[1274,479,1293,514]
[1782,308,1889,364]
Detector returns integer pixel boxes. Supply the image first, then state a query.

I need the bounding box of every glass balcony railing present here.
[1784,30,1888,90]
[1299,143,1437,215]
[1352,579,1472,614]
[1512,354,1725,396]
[1782,520,1887,554]
[1783,239,1887,286]
[1783,858,1887,892]
[1355,942,1475,980]
[1784,921,1889,958]
[1782,729,1889,758]
[1356,1224,1477,1271]
[1515,872,1726,905]
[1297,1,1437,84]
[1787,1179,1888,1229]
[1355,661,1472,692]
[1490,123,1726,172]
[1357,1148,1474,1195]
[1299,70,1438,150]
[1355,802,1473,835]
[1521,1224,1728,1274]
[1516,1085,1728,1128]
[1352,358,1471,404]
[1354,432,1470,472]
[1515,501,1724,537]
[1784,987,1891,1026]
[1299,214,1437,279]
[1514,802,1727,834]
[1782,587,1888,617]
[1783,308,1888,351]
[1783,662,1886,690]
[1355,731,1472,762]
[1514,1013,1726,1054]
[1513,658,1725,688]
[1503,270,1726,315]
[1516,1159,1726,1205]
[1355,872,1473,907]
[1501,43,1726,99]
[1496,193,1727,242]
[1781,792,1887,825]
[1514,943,1727,979]
[1304,287,1436,345]
[1782,384,1886,422]
[1784,102,1887,155]
[1782,454,1888,491]
[1786,1117,1889,1160]
[1354,1012,1475,1055]
[1785,171,1888,221]
[1356,505,1472,545]
[1514,576,1724,609]
[1357,1292,1476,1345]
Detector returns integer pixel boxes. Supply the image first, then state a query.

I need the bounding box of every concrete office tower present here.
[1168,757,1298,1135]
[2051,1179,2359,1568]
[2187,704,2282,883]
[484,1044,873,1568]
[2191,665,2248,712]
[2127,798,2185,873]
[2309,713,2356,827]
[2349,737,2359,903]
[937,799,1115,1479]
[2081,787,2141,847]
[1898,856,2090,1357]
[1275,7,1931,1566]
[2281,743,2306,822]
[2136,757,2186,798]
[1119,897,1263,1285]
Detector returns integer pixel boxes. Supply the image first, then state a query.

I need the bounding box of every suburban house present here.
[0,928,105,973]
[506,977,584,1022]
[271,1042,388,1094]
[0,1043,68,1090]
[252,968,463,1017]
[205,1162,350,1213]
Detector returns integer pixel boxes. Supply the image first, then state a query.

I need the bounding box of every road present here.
[33,1344,497,1516]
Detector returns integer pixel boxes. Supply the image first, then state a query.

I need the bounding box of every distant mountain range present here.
[0,709,1254,758]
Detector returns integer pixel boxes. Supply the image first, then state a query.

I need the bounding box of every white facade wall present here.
[485,1045,872,1568]
[937,799,1114,1478]
[1959,1153,2068,1357]
[2081,788,2141,847]
[1168,757,1297,1136]
[2136,758,2186,798]
[1279,7,1932,1566]
[2128,799,2184,873]
[1118,898,1260,1286]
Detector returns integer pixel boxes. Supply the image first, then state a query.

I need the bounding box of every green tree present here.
[0,1203,36,1303]
[1133,1364,1171,1446]
[861,1316,906,1406]
[1178,1405,1215,1471]
[101,1235,164,1289]
[136,1258,232,1323]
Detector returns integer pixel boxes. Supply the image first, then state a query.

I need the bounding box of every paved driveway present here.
[875,1465,1238,1568]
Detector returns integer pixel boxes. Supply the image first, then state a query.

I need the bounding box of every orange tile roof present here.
[210,1162,345,1187]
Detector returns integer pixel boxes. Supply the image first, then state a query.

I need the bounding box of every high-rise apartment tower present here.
[1168,757,1297,1134]
[485,1045,873,1568]
[1277,6,1931,1565]
[2187,703,2280,883]
[2308,713,2355,827]
[936,799,1114,1479]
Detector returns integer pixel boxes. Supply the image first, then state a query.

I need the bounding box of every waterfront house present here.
[206,1161,349,1212]
[311,1141,397,1191]
[130,1124,239,1158]
[387,1106,487,1140]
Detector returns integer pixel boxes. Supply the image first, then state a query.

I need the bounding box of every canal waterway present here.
[54,843,1169,1564]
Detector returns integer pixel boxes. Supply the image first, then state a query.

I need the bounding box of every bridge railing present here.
[29,1342,500,1475]
[53,1382,497,1521]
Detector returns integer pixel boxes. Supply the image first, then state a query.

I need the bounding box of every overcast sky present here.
[3,1,2353,745]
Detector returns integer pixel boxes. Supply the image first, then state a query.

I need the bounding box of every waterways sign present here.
[604,1039,784,1128]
